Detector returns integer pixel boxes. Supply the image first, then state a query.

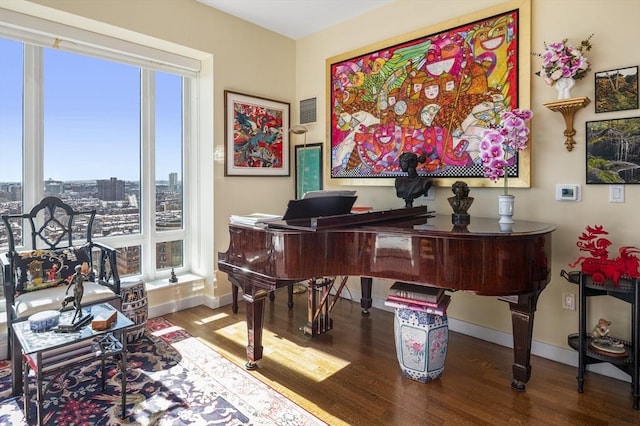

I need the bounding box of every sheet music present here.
[230,213,283,225]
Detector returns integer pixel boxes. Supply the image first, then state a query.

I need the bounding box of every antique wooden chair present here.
[1,196,121,396]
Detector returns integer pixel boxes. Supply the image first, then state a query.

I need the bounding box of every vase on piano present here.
[498,195,515,224]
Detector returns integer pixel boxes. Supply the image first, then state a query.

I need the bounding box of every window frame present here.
[0,10,206,284]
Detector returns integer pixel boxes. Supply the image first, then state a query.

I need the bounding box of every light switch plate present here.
[609,184,624,203]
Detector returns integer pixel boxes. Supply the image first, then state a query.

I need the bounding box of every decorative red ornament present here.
[568,225,640,286]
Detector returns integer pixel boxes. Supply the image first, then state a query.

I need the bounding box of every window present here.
[0,37,23,246]
[0,13,202,285]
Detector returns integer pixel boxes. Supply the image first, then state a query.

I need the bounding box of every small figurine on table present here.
[447,181,473,225]
[60,264,91,328]
[589,318,625,355]
[394,152,432,208]
[590,318,611,339]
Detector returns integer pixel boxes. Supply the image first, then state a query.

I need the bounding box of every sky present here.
[0,37,182,183]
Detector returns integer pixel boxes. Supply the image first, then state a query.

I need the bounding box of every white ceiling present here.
[197,0,395,39]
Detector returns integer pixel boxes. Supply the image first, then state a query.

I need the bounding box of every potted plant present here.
[479,108,533,224]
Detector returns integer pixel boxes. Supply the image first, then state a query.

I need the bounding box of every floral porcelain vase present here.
[498,194,515,224]
[394,308,448,383]
[555,77,575,100]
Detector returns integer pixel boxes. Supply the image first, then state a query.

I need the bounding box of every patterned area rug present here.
[0,317,325,425]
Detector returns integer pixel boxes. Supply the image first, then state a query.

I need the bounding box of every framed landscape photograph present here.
[586,117,640,184]
[326,0,531,188]
[294,143,323,199]
[224,90,290,176]
[594,66,639,113]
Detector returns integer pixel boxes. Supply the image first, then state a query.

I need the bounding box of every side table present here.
[12,304,134,425]
[561,270,640,409]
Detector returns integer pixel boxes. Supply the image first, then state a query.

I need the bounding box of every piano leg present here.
[360,277,373,316]
[503,290,541,391]
[231,284,293,315]
[232,285,239,314]
[242,291,267,370]
[288,284,294,309]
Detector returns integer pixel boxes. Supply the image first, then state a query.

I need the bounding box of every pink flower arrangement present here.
[479,108,533,195]
[534,35,593,86]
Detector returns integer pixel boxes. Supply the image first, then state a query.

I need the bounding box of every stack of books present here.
[384,281,450,316]
[229,213,282,226]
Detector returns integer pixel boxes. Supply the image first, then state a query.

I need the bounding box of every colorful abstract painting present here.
[327,0,531,187]
[224,90,290,176]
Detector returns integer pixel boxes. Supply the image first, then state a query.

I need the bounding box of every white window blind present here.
[0,8,200,76]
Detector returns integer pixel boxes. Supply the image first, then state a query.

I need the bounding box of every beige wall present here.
[296,0,640,351]
[9,0,640,356]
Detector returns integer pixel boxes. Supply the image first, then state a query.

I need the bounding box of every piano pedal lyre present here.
[303,276,349,337]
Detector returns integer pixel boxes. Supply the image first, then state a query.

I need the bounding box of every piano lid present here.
[271,205,434,231]
[282,195,357,220]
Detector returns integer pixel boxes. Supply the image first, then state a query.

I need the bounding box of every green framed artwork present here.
[294,143,323,199]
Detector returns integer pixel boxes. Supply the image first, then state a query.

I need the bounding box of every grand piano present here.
[218,206,555,390]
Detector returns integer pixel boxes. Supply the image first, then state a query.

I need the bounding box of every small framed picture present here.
[594,66,639,113]
[586,116,640,184]
[224,90,290,176]
[294,143,323,199]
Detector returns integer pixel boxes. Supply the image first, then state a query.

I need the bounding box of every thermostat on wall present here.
[555,184,581,201]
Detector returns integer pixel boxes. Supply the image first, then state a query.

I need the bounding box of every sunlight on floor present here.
[214,321,351,381]
[151,325,185,336]
[193,312,230,324]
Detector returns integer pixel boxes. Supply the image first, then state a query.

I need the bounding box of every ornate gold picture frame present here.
[326,0,531,188]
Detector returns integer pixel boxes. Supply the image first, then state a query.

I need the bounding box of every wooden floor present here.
[164,291,640,425]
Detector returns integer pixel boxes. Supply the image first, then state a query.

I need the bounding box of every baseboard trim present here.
[1,291,631,384]
[374,295,631,383]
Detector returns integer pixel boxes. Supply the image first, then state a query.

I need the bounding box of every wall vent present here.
[299,97,317,125]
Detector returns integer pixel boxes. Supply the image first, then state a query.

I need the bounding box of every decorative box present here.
[91,306,117,331]
[29,310,60,332]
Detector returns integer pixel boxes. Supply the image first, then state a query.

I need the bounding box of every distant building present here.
[97,177,125,201]
[156,240,182,270]
[169,172,179,191]
[45,179,64,196]
[0,183,22,201]
[116,245,141,275]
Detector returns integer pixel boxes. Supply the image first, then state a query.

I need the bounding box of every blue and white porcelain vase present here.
[394,308,448,383]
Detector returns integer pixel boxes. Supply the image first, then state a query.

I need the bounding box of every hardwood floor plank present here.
[163,291,640,425]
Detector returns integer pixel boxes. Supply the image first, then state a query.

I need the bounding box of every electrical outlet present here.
[562,292,576,310]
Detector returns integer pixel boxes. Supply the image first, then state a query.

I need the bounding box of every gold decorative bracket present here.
[543,97,591,151]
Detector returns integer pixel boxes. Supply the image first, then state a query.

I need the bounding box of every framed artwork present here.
[326,0,531,188]
[586,117,640,184]
[594,66,639,113]
[294,143,323,199]
[224,90,290,176]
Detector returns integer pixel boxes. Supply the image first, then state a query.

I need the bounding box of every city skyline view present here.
[0,18,191,293]
[0,38,183,183]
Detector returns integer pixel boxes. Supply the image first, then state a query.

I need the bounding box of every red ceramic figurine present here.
[569,225,640,286]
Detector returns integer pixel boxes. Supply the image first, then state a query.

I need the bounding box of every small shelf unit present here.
[561,270,640,409]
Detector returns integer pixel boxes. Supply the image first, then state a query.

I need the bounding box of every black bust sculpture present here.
[447,180,474,225]
[394,152,432,208]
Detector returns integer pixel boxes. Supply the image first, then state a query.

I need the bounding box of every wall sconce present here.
[543,97,590,151]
